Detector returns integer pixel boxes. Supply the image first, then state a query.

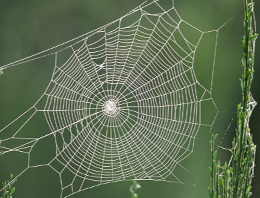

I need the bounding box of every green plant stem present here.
[209,0,257,197]
[233,0,256,196]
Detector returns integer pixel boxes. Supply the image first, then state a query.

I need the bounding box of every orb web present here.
[0,0,228,197]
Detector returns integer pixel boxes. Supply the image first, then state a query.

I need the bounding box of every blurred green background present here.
[0,0,259,197]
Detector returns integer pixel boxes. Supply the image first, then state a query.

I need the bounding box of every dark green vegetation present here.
[209,0,257,197]
[0,174,16,198]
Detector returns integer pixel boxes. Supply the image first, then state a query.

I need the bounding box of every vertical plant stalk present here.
[209,0,257,197]
[233,0,257,196]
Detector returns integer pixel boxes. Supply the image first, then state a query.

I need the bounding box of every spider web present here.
[0,0,233,197]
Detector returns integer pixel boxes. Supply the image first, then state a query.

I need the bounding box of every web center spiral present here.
[103,99,119,117]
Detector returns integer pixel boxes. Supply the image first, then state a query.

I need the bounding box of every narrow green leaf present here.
[251,33,258,40]
[239,111,245,120]
[230,167,233,174]
[248,11,253,19]
[10,187,15,195]
[213,134,218,142]
[220,177,224,186]
[237,103,242,110]
[213,151,218,160]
